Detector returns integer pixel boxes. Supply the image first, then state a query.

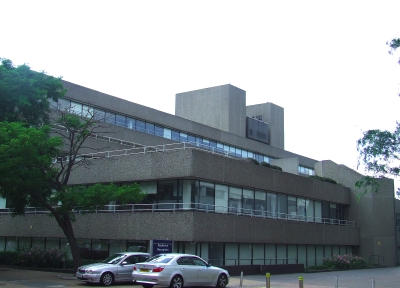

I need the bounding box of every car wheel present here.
[169,275,183,288]
[216,273,228,288]
[100,272,114,286]
[142,285,154,288]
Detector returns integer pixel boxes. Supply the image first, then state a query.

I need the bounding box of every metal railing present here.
[54,142,234,163]
[208,257,298,266]
[0,202,356,227]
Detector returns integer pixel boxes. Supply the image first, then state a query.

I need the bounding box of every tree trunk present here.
[53,212,82,271]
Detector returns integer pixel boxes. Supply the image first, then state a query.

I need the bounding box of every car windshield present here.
[102,253,125,264]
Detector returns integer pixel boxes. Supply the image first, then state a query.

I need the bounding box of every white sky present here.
[2,0,400,174]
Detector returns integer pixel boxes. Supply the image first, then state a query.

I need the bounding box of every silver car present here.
[132,253,229,288]
[76,252,150,286]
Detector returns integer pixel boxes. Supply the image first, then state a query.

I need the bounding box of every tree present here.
[356,38,400,197]
[0,60,146,270]
[0,59,66,126]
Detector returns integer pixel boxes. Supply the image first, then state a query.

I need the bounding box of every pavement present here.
[1,266,400,288]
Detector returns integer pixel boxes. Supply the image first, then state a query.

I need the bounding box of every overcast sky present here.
[2,0,400,174]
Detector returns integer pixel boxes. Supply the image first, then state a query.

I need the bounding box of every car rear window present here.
[148,256,174,263]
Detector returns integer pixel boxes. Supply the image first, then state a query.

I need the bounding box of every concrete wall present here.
[62,80,316,168]
[175,84,246,138]
[0,212,359,246]
[314,160,397,266]
[246,103,284,150]
[271,158,299,175]
[66,149,350,205]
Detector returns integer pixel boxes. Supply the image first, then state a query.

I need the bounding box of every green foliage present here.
[0,251,19,265]
[305,254,368,271]
[248,159,282,171]
[261,161,283,171]
[356,38,400,197]
[51,183,146,215]
[322,254,368,270]
[14,245,69,268]
[249,158,260,165]
[387,38,400,65]
[356,123,400,197]
[0,122,62,213]
[355,176,380,199]
[309,175,338,184]
[0,59,66,126]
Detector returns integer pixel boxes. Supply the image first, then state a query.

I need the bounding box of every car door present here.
[192,257,215,285]
[117,255,143,282]
[176,256,198,286]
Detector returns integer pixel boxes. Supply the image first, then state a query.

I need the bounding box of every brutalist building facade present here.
[0,81,398,267]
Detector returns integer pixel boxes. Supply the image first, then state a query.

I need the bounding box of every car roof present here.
[118,252,150,255]
[154,253,201,257]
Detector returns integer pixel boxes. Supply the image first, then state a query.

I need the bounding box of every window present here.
[242,189,254,214]
[70,101,82,115]
[215,184,228,213]
[187,135,196,144]
[93,108,105,121]
[127,117,135,129]
[180,132,188,142]
[163,128,171,139]
[155,126,164,137]
[306,199,314,222]
[135,120,145,132]
[171,130,180,141]
[58,98,70,110]
[116,115,126,127]
[267,193,277,218]
[157,180,181,209]
[255,191,266,216]
[146,122,155,134]
[229,187,242,213]
[298,166,315,176]
[177,257,194,265]
[297,197,306,221]
[288,196,297,219]
[105,112,116,124]
[322,202,330,223]
[277,194,287,219]
[315,201,322,223]
[195,181,215,210]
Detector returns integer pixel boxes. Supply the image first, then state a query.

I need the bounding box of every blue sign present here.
[152,239,173,255]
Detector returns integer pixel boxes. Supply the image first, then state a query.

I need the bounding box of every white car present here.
[76,252,150,286]
[132,253,229,288]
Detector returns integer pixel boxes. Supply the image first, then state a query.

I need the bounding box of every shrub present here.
[261,162,283,171]
[323,254,367,269]
[249,158,260,165]
[0,251,19,265]
[309,175,338,184]
[16,244,69,269]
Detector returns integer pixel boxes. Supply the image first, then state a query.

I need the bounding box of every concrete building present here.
[0,81,399,268]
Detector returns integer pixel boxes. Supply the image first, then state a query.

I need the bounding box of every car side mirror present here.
[121,261,128,266]
[206,263,211,267]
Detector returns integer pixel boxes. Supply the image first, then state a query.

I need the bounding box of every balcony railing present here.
[208,257,298,266]
[0,202,356,227]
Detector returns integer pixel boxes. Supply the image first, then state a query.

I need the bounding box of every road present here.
[1,266,400,288]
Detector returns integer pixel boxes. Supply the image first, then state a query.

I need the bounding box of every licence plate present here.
[140,268,150,272]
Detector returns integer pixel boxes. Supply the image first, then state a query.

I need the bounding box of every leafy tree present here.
[356,38,400,197]
[0,60,146,270]
[0,59,65,126]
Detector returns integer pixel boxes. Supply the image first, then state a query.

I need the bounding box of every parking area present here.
[1,266,400,288]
